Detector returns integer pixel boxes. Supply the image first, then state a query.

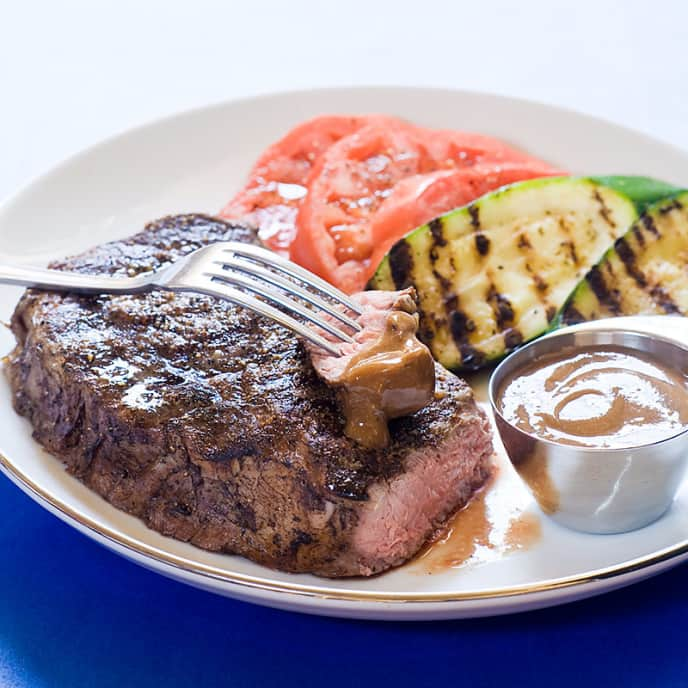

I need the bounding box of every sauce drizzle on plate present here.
[415,465,541,573]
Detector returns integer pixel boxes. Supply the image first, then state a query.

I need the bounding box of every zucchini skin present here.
[556,191,688,328]
[370,177,638,371]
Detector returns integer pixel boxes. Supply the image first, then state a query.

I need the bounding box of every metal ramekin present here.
[489,319,688,534]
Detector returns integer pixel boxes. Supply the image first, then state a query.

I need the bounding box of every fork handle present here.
[0,264,153,294]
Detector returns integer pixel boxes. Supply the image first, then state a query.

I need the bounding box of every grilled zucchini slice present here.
[558,192,688,326]
[369,177,637,370]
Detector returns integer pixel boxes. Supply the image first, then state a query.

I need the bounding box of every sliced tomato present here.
[290,121,433,292]
[290,120,563,292]
[220,115,401,253]
[422,129,548,166]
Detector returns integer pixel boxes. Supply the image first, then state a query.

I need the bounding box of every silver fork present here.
[0,242,363,355]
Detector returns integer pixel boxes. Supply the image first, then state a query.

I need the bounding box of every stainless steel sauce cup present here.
[489,320,688,534]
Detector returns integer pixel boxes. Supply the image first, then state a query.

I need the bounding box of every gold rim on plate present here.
[2,449,688,604]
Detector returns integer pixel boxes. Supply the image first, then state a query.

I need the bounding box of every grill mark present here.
[545,305,557,322]
[562,240,579,266]
[388,241,413,289]
[426,305,443,342]
[503,328,523,351]
[450,310,484,369]
[614,237,647,288]
[468,205,480,229]
[469,206,490,256]
[642,213,660,237]
[420,323,435,341]
[561,305,586,325]
[649,286,681,314]
[433,270,452,291]
[475,234,490,256]
[496,294,514,327]
[487,285,514,329]
[449,310,476,341]
[459,344,486,371]
[557,220,581,265]
[586,265,621,314]
[433,269,458,312]
[659,199,683,214]
[517,234,532,250]
[632,224,646,247]
[592,188,616,228]
[428,217,447,247]
[532,274,549,292]
[443,294,458,313]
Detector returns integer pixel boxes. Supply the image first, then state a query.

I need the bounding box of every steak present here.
[6,214,493,577]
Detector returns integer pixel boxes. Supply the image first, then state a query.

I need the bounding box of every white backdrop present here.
[1,0,687,200]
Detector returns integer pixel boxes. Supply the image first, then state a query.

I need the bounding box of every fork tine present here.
[203,270,355,344]
[212,257,362,332]
[188,281,342,356]
[220,243,364,315]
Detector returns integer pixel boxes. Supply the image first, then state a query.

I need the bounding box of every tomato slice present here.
[422,129,547,166]
[290,120,563,292]
[220,115,400,253]
[290,122,430,292]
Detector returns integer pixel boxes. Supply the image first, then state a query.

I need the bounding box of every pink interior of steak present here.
[344,407,493,575]
[308,288,418,382]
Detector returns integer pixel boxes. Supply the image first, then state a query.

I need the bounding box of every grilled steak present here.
[6,214,493,577]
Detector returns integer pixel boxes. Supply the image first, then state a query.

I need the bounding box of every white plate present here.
[2,87,688,621]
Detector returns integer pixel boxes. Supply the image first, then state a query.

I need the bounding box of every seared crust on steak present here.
[6,214,493,576]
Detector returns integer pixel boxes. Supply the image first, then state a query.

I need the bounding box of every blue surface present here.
[1,472,687,688]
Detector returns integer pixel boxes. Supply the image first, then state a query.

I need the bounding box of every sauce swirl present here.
[498,345,688,449]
